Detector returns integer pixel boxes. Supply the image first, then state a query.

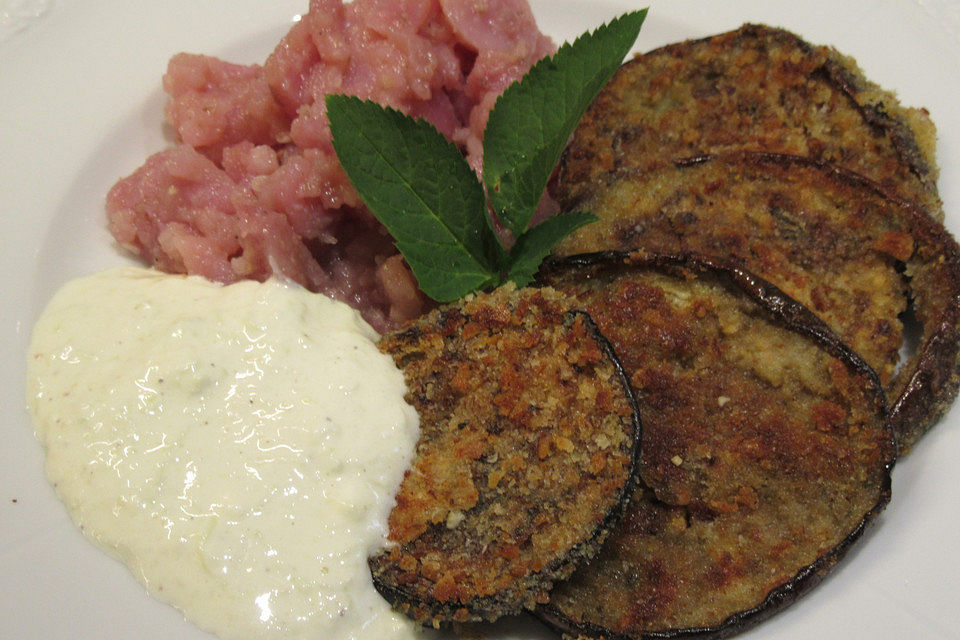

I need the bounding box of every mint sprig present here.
[483,11,648,238]
[327,9,647,302]
[325,97,504,300]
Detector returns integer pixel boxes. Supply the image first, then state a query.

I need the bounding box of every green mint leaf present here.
[505,210,598,287]
[482,9,647,238]
[328,12,649,303]
[326,94,503,302]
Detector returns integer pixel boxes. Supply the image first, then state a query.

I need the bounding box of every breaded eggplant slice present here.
[370,286,642,626]
[554,151,960,450]
[556,23,941,220]
[537,252,894,639]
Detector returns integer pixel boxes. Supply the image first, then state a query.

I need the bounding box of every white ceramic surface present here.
[2,1,958,638]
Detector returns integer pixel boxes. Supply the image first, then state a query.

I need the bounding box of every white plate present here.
[2,0,959,638]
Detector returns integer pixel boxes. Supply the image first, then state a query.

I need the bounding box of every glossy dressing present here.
[27,267,423,640]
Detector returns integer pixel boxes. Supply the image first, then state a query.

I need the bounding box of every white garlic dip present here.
[26,266,425,640]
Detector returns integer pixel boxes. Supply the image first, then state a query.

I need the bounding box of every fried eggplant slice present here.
[556,23,941,220]
[554,151,960,450]
[370,286,642,626]
[537,252,895,639]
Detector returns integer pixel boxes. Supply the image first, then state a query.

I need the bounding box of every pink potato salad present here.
[107,0,554,331]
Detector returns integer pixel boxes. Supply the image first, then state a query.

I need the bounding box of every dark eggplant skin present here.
[534,251,895,640]
[550,20,960,452]
[369,286,643,626]
[554,150,960,453]
[547,250,893,383]
[669,152,960,453]
[555,23,942,222]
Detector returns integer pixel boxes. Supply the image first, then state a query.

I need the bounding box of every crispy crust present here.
[536,252,895,639]
[554,151,960,451]
[370,286,642,626]
[555,23,941,221]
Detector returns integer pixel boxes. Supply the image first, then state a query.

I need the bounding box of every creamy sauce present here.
[27,267,424,640]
